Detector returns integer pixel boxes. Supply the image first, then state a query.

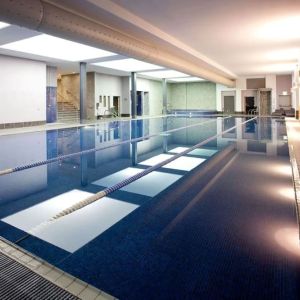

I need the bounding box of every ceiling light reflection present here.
[273,165,292,176]
[274,227,300,257]
[278,187,295,201]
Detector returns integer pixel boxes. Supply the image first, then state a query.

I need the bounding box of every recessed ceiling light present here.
[0,34,116,61]
[257,16,300,41]
[169,77,205,82]
[265,48,300,61]
[259,63,296,73]
[0,21,10,30]
[139,70,189,78]
[93,58,163,72]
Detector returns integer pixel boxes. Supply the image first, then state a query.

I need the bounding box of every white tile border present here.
[0,237,117,300]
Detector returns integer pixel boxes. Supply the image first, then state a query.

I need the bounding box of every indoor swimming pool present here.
[0,115,297,299]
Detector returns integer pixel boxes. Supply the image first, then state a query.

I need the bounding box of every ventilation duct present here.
[0,0,235,87]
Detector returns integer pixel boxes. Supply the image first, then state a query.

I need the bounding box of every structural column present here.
[80,62,87,121]
[162,78,168,115]
[131,72,137,118]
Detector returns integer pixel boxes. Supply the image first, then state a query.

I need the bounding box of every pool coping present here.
[0,113,239,136]
[0,236,117,300]
[286,117,300,240]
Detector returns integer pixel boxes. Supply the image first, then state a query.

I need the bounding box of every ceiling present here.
[70,0,300,76]
[1,0,299,79]
[0,24,201,82]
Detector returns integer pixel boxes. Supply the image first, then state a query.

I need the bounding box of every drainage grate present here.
[0,252,79,300]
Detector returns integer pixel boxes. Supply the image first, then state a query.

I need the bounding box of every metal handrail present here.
[66,90,80,110]
[57,91,80,111]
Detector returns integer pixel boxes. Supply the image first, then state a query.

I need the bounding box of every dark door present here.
[245,97,255,114]
[224,96,235,114]
[143,92,149,115]
[113,96,119,116]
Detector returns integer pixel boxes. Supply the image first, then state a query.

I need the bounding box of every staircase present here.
[57,102,80,123]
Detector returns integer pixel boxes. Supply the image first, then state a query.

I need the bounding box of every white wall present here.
[292,71,297,110]
[217,75,279,113]
[0,55,46,124]
[94,73,122,115]
[94,73,130,116]
[265,75,276,111]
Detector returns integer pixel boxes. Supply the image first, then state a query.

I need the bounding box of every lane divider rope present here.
[28,116,256,235]
[0,117,231,176]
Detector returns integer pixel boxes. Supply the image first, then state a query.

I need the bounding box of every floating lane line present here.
[28,116,257,235]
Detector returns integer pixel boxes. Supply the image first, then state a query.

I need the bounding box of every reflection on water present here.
[0,115,292,264]
[220,117,288,156]
[222,117,236,138]
[0,116,288,209]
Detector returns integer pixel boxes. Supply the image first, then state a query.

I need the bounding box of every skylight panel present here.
[169,77,205,82]
[93,58,163,72]
[139,70,189,78]
[0,34,116,61]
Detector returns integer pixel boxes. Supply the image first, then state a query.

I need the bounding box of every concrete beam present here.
[0,0,235,87]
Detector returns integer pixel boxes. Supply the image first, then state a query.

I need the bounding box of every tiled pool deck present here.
[0,237,117,300]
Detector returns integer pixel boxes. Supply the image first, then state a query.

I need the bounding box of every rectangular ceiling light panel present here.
[93,58,163,72]
[170,77,205,82]
[139,70,189,79]
[0,34,116,61]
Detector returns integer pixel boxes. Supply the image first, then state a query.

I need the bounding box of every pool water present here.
[0,116,292,299]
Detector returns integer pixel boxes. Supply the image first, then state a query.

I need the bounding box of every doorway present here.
[245,97,255,114]
[224,96,235,114]
[113,96,120,116]
[222,117,236,138]
[137,91,143,116]
[143,92,149,115]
